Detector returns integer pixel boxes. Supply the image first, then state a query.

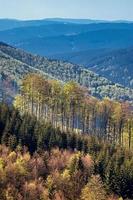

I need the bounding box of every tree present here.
[80,175,107,200]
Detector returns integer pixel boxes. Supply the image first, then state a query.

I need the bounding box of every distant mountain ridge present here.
[0,19,65,31]
[0,19,133,91]
[0,18,133,31]
[0,42,133,102]
[1,24,133,61]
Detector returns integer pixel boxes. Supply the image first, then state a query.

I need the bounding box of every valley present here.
[0,17,133,200]
[0,42,133,102]
[0,19,133,90]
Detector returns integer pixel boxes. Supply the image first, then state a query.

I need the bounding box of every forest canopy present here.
[0,73,133,199]
[14,74,133,149]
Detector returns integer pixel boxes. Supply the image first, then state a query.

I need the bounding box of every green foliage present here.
[0,43,133,102]
[0,102,133,198]
[0,102,89,153]
[1,73,133,199]
[14,74,133,150]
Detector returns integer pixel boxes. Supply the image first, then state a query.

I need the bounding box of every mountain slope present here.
[1,21,133,90]
[1,27,133,56]
[0,42,133,101]
[52,47,133,88]
[88,48,133,88]
[1,22,133,54]
[1,20,133,90]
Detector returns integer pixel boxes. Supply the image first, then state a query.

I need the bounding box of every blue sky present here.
[0,0,133,20]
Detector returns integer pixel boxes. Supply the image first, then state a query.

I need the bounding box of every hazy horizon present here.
[0,0,133,21]
[0,17,133,22]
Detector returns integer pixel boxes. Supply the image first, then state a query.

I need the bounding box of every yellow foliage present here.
[8,151,17,162]
[81,175,107,200]
[27,181,37,191]
[61,169,71,181]
[23,152,31,162]
[14,157,28,176]
[46,175,54,189]
[0,158,4,170]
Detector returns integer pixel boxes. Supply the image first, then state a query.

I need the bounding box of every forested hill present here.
[1,19,133,90]
[0,73,133,199]
[0,101,133,199]
[0,42,133,101]
[88,47,133,88]
[56,47,133,88]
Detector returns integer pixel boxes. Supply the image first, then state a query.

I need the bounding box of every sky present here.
[0,0,133,21]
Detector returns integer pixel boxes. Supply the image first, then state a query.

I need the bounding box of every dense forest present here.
[0,101,133,199]
[0,73,133,199]
[0,42,133,102]
[0,72,133,200]
[14,74,133,149]
[56,47,133,89]
[1,18,133,200]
